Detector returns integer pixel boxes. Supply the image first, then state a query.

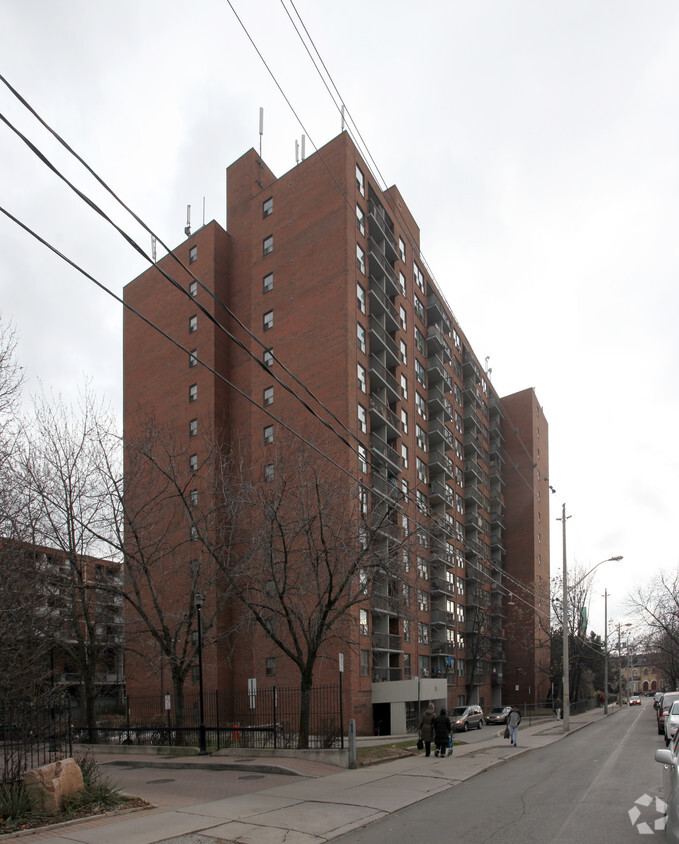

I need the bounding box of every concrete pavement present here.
[5,706,618,843]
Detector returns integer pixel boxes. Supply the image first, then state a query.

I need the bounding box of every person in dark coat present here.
[433,708,452,757]
[419,702,436,757]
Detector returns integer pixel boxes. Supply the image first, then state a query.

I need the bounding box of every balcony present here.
[369,319,399,368]
[371,471,400,502]
[369,395,400,440]
[428,418,454,451]
[368,246,398,298]
[371,632,402,651]
[368,200,398,262]
[430,539,455,567]
[369,358,399,404]
[430,480,455,509]
[428,385,453,421]
[430,578,455,598]
[465,536,486,558]
[372,667,403,682]
[429,448,454,478]
[430,609,456,627]
[427,353,452,388]
[370,433,401,473]
[368,279,399,333]
[426,323,450,357]
[426,292,450,330]
[462,353,481,381]
[371,593,400,615]
[464,432,486,461]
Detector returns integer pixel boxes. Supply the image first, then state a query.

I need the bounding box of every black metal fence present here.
[73,684,344,750]
[1,697,72,783]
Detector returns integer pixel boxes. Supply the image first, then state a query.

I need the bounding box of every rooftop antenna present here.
[259,107,264,159]
[202,196,206,228]
[184,205,191,237]
[151,235,157,263]
[301,135,306,161]
[295,139,300,164]
[341,104,346,131]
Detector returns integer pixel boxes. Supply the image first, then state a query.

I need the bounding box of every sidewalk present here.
[6,706,617,843]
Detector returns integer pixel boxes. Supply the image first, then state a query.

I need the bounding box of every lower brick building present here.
[123,131,550,735]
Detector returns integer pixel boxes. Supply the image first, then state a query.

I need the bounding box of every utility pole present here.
[603,589,609,715]
[559,503,572,732]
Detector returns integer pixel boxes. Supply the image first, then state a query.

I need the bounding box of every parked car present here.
[629,694,642,706]
[655,692,665,711]
[485,706,513,725]
[449,705,484,732]
[659,693,679,736]
[655,729,679,843]
[665,701,679,747]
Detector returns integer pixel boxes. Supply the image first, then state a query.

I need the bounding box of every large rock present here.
[23,758,84,813]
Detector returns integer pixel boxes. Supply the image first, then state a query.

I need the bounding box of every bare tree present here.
[204,439,410,748]
[16,386,121,736]
[629,570,679,689]
[100,418,232,731]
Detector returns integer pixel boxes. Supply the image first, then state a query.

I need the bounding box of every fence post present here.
[273,686,277,750]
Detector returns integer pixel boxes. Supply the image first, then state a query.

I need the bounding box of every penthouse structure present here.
[123,131,550,735]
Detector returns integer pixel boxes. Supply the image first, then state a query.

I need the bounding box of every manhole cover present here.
[146,778,176,784]
[238,774,265,781]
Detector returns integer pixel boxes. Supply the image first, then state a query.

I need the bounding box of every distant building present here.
[123,131,550,734]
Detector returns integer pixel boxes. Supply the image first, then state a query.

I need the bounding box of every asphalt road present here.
[336,701,666,844]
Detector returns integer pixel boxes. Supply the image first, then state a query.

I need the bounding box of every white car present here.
[656,729,679,843]
[666,701,679,747]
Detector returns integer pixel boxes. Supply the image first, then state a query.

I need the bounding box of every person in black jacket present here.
[433,708,452,757]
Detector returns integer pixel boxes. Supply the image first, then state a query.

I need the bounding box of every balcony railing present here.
[370,433,400,473]
[371,632,402,651]
[368,358,399,403]
[369,395,400,438]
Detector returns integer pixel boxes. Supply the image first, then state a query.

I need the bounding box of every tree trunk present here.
[298,671,313,749]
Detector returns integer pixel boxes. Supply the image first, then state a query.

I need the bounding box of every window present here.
[418,622,429,645]
[189,418,198,437]
[263,196,273,217]
[456,521,464,542]
[399,237,406,263]
[360,609,368,636]
[457,604,465,623]
[190,525,198,542]
[399,305,407,331]
[416,456,427,483]
[357,362,367,393]
[189,349,198,368]
[266,657,276,676]
[402,548,410,571]
[189,245,197,264]
[263,272,273,293]
[455,439,464,460]
[418,590,429,612]
[414,295,425,323]
[415,359,426,387]
[400,340,407,365]
[263,386,274,406]
[416,490,427,513]
[358,485,368,515]
[401,409,408,434]
[189,453,198,471]
[264,425,274,444]
[400,374,408,400]
[358,444,367,474]
[357,323,366,353]
[418,556,429,579]
[403,619,410,643]
[454,384,463,406]
[190,489,198,506]
[414,262,424,292]
[453,328,461,350]
[263,348,273,367]
[403,583,410,606]
[456,493,464,515]
[189,314,198,333]
[358,404,367,433]
[356,204,365,236]
[356,243,365,275]
[357,283,366,314]
[189,280,198,297]
[416,392,427,419]
[399,271,406,297]
[415,326,426,355]
[263,310,273,331]
[454,411,463,434]
[417,527,428,548]
[264,463,274,482]
[263,235,273,256]
[401,443,408,469]
[457,576,464,595]
[416,424,427,452]
[356,164,365,196]
[189,383,198,402]
[360,649,370,676]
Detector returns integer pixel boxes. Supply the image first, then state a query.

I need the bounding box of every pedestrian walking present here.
[508,705,522,746]
[433,708,452,758]
[554,697,561,720]
[419,702,436,757]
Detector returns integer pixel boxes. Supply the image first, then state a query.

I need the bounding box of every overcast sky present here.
[1,1,677,640]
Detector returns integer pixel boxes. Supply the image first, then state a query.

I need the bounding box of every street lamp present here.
[560,515,622,733]
[194,593,207,755]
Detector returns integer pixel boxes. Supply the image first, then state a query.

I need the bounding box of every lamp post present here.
[560,525,622,733]
[603,589,608,715]
[194,593,207,755]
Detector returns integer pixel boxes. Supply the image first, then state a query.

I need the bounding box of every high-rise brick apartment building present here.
[123,131,550,735]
